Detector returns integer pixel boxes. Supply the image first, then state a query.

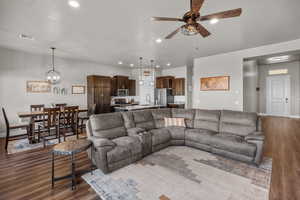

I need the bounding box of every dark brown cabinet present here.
[156,76,174,89]
[114,76,129,89]
[172,78,185,96]
[129,80,136,96]
[87,75,112,114]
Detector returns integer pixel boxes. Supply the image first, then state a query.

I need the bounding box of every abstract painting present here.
[200,76,230,91]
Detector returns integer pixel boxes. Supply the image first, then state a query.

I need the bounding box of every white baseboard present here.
[258,113,300,119]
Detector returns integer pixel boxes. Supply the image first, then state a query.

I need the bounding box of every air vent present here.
[19,34,34,40]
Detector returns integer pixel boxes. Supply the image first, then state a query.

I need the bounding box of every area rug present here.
[7,135,78,154]
[82,146,272,200]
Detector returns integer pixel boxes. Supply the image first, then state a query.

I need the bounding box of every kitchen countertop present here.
[114,104,165,111]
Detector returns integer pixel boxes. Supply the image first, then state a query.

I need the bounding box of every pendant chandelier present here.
[137,57,156,86]
[46,47,61,85]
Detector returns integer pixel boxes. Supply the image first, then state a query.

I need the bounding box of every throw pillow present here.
[164,117,186,127]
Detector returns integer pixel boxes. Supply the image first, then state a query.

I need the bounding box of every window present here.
[268,69,288,75]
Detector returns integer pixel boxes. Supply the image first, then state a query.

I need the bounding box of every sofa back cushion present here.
[151,108,172,128]
[121,111,135,129]
[171,109,195,128]
[194,109,220,132]
[132,110,155,130]
[219,110,257,136]
[89,113,126,139]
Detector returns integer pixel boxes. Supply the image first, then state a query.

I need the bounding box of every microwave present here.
[117,89,129,96]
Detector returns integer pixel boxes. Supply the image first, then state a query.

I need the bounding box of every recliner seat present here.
[86,108,265,174]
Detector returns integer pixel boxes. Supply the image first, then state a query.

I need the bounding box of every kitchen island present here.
[114,104,165,112]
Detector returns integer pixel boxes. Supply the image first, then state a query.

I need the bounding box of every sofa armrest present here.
[127,127,146,136]
[245,132,265,165]
[245,132,265,141]
[88,136,116,149]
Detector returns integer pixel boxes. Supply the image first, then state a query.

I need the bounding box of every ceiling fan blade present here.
[165,27,182,39]
[200,8,242,21]
[152,17,183,22]
[191,0,205,13]
[196,23,211,37]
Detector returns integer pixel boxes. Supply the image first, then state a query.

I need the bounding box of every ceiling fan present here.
[152,0,242,39]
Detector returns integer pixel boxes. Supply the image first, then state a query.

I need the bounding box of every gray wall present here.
[243,60,259,112]
[0,47,131,136]
[258,61,300,115]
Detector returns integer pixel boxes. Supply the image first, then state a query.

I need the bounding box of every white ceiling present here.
[0,0,300,68]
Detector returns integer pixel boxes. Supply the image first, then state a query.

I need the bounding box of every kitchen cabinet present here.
[172,78,185,96]
[129,80,136,96]
[114,76,129,89]
[156,76,174,89]
[87,75,112,114]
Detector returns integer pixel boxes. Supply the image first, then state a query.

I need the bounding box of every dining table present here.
[17,107,88,118]
[17,107,88,144]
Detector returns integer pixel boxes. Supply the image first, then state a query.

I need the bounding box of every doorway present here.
[243,52,300,117]
[266,75,290,115]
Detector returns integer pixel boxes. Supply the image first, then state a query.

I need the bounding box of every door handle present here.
[285,98,289,103]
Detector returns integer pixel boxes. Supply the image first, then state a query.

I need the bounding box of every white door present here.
[266,75,290,115]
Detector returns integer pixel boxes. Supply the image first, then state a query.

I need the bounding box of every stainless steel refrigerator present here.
[155,88,174,106]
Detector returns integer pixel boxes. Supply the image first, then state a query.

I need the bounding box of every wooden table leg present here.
[90,144,93,175]
[52,152,55,189]
[71,153,76,190]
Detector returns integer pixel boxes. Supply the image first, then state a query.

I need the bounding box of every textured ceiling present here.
[0,0,300,68]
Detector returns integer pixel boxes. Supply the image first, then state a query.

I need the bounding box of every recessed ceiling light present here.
[118,61,123,65]
[130,64,134,67]
[156,38,162,43]
[156,65,160,68]
[68,0,80,8]
[210,18,219,24]
[267,55,290,62]
[166,63,171,66]
[18,34,34,40]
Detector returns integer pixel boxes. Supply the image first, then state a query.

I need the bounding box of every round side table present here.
[52,139,93,190]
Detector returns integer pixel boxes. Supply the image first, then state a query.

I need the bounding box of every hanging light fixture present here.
[133,57,158,86]
[46,47,61,84]
[138,57,144,85]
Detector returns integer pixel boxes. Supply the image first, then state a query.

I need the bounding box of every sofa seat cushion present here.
[107,146,131,163]
[171,109,195,128]
[166,126,186,140]
[193,109,220,132]
[150,128,171,146]
[151,108,172,128]
[210,133,257,157]
[89,113,127,139]
[132,110,155,130]
[112,136,142,155]
[219,110,258,137]
[185,129,217,145]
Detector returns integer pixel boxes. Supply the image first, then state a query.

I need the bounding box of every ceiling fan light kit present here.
[152,0,242,39]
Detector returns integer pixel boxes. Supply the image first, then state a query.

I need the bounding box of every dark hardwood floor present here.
[0,116,299,200]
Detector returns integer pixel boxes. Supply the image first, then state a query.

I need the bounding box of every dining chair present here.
[30,104,45,132]
[2,108,32,151]
[37,107,61,147]
[55,103,67,109]
[78,104,96,136]
[60,106,79,139]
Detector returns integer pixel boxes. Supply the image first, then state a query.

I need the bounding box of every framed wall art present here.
[200,76,230,91]
[26,81,51,93]
[72,85,85,94]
